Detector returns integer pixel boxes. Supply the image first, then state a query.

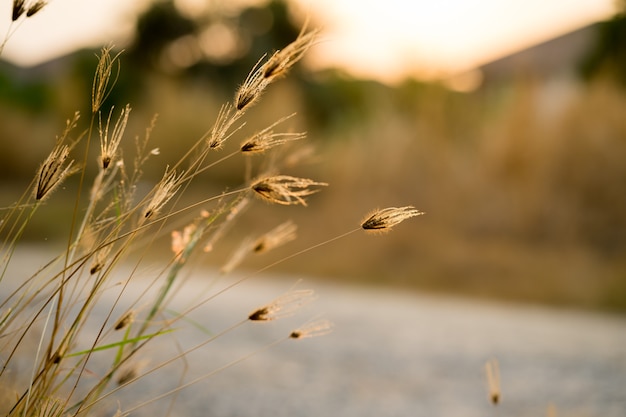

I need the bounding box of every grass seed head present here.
[12,0,26,20]
[361,206,424,231]
[253,221,297,253]
[89,245,112,275]
[207,103,238,149]
[290,319,334,339]
[248,289,317,321]
[241,130,305,154]
[241,113,304,153]
[234,63,268,112]
[26,0,47,17]
[114,310,135,331]
[92,45,122,113]
[251,175,327,206]
[99,104,131,169]
[262,30,318,81]
[143,169,182,219]
[35,144,75,201]
[116,360,148,386]
[234,29,317,113]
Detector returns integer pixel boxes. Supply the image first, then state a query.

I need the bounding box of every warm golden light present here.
[0,0,618,83]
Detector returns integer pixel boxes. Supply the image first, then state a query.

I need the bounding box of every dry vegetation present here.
[0,8,421,415]
[3,57,626,310]
[308,76,626,309]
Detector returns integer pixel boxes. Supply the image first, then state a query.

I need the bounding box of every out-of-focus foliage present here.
[124,0,300,90]
[580,0,626,85]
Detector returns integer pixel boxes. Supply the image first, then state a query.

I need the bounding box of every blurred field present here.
[2,28,626,312]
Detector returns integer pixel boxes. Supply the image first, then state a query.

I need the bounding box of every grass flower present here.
[99,104,131,169]
[262,29,318,81]
[113,310,135,331]
[116,360,148,386]
[251,175,327,206]
[33,112,81,200]
[234,29,317,112]
[235,57,269,112]
[221,220,298,273]
[207,103,239,150]
[289,319,334,339]
[34,144,74,201]
[89,245,112,275]
[92,45,122,113]
[240,115,305,154]
[142,168,182,219]
[26,0,46,17]
[11,0,26,21]
[361,206,424,231]
[253,221,297,253]
[248,289,317,321]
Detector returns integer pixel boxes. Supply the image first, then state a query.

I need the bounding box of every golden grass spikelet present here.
[361,206,424,231]
[35,144,75,201]
[99,104,131,169]
[207,103,235,149]
[234,29,317,112]
[92,45,122,113]
[12,0,26,20]
[262,29,318,81]
[116,360,148,386]
[235,56,269,112]
[89,261,103,275]
[251,175,327,206]
[248,289,316,321]
[241,114,305,154]
[221,220,298,273]
[114,310,135,330]
[26,0,46,17]
[253,220,297,253]
[89,244,112,275]
[485,358,501,405]
[143,168,182,219]
[289,319,334,339]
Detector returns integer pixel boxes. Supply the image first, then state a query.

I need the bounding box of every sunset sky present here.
[0,0,618,83]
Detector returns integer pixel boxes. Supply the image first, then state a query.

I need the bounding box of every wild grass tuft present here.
[0,14,421,417]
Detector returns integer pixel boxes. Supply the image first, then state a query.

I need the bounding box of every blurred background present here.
[1,0,626,311]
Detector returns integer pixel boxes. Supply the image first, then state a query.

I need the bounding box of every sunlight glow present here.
[295,0,617,82]
[0,0,618,83]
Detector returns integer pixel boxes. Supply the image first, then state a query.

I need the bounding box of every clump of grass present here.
[0,12,422,417]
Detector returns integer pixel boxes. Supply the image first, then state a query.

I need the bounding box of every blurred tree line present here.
[580,0,626,85]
